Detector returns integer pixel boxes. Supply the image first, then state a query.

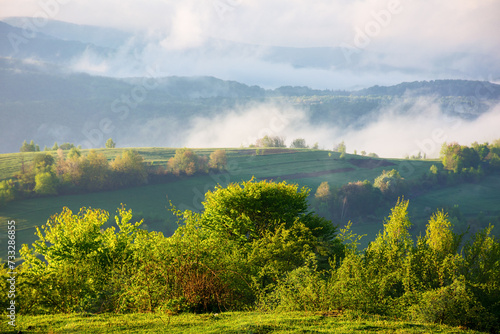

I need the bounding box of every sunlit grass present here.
[3,311,486,334]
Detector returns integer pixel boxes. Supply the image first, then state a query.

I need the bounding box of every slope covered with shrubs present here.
[3,179,499,332]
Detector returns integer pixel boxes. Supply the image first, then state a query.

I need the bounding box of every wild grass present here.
[2,311,487,334]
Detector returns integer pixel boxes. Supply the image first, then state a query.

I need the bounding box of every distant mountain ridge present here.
[1,55,499,154]
[2,18,498,90]
[1,18,499,154]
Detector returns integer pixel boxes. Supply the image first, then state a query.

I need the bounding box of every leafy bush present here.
[409,277,490,329]
[7,180,500,332]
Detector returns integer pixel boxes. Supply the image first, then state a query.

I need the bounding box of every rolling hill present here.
[1,148,498,255]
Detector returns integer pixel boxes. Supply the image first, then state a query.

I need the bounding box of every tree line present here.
[313,140,500,225]
[441,140,500,175]
[0,148,227,205]
[3,179,498,332]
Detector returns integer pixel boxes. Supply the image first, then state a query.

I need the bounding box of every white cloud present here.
[2,0,499,87]
[180,99,500,159]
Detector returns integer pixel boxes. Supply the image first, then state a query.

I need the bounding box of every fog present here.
[180,99,500,159]
[3,0,499,89]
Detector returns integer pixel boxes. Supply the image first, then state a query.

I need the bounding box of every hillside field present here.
[1,311,487,334]
[1,148,499,255]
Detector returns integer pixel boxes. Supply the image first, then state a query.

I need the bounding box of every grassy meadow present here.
[2,311,488,334]
[1,147,499,256]
[0,148,440,254]
[1,147,499,333]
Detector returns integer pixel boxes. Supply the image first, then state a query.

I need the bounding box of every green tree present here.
[333,141,346,158]
[337,180,381,219]
[79,150,110,191]
[0,180,17,205]
[59,142,75,150]
[315,181,331,202]
[20,206,144,313]
[52,142,59,151]
[20,140,37,152]
[208,150,227,171]
[290,138,308,149]
[374,169,406,196]
[441,142,480,173]
[197,178,335,242]
[110,150,147,187]
[256,135,286,148]
[33,153,55,168]
[34,169,58,195]
[105,138,116,148]
[67,147,81,160]
[168,148,207,176]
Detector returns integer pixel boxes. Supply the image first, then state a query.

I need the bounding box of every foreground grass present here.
[1,311,486,334]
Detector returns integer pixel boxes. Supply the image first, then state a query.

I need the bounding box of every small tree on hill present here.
[110,150,147,187]
[374,169,406,197]
[20,140,39,152]
[106,138,116,149]
[168,148,207,176]
[208,150,227,171]
[290,138,308,149]
[334,141,346,159]
[256,135,286,148]
[315,181,331,202]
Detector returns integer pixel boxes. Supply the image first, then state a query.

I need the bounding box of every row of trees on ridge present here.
[0,148,227,205]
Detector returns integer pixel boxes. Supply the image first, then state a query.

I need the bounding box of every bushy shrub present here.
[8,181,500,333]
[258,256,329,312]
[409,277,490,329]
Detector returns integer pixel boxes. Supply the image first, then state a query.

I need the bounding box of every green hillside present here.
[1,147,499,256]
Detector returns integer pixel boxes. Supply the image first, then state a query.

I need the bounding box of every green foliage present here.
[315,181,331,201]
[338,180,381,219]
[208,149,227,171]
[255,135,286,148]
[410,277,488,329]
[200,178,312,241]
[429,164,438,174]
[105,138,116,148]
[168,148,208,176]
[0,179,16,204]
[20,139,39,152]
[34,168,58,195]
[290,138,308,149]
[59,142,76,150]
[425,211,457,255]
[259,256,328,312]
[4,180,500,332]
[333,141,346,159]
[374,169,406,196]
[19,206,144,313]
[110,150,148,187]
[441,142,481,173]
[79,150,110,191]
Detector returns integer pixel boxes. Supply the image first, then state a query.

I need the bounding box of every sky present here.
[1,0,500,156]
[1,0,499,89]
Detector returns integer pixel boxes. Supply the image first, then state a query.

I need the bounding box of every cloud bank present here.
[2,0,499,89]
[180,99,500,159]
